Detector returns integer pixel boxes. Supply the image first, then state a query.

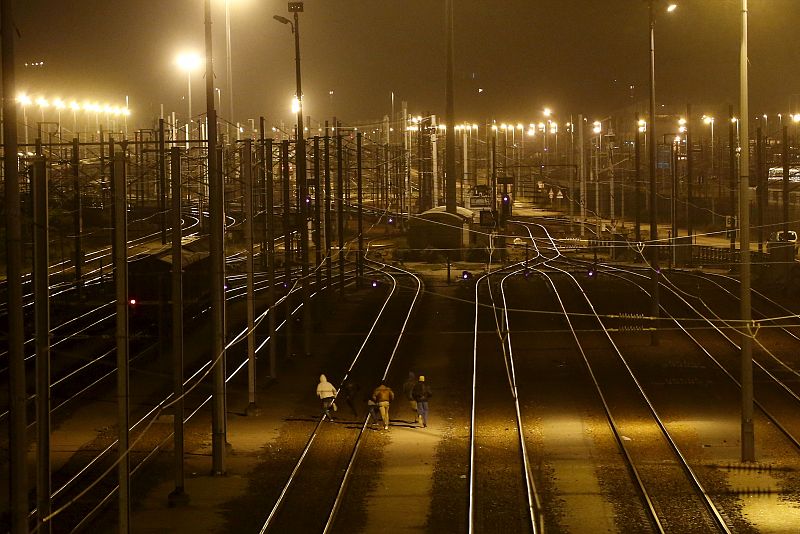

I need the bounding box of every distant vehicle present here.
[467,184,491,209]
[767,230,798,257]
[767,167,800,181]
[769,230,797,243]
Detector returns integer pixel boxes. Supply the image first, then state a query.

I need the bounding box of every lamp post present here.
[17,93,31,146]
[703,115,715,183]
[177,52,201,141]
[593,120,602,235]
[275,1,310,357]
[739,0,755,463]
[225,0,234,139]
[647,0,676,345]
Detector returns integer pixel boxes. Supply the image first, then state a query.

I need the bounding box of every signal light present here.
[388,217,394,224]
[129,298,137,306]
[305,195,311,205]
[588,262,597,278]
[461,270,472,280]
[371,280,379,288]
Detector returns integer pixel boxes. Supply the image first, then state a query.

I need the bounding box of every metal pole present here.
[635,114,642,243]
[687,104,694,240]
[739,0,755,462]
[357,132,364,286]
[72,138,83,287]
[783,125,789,236]
[729,104,737,253]
[282,140,294,359]
[324,123,332,288]
[337,128,345,293]
[225,0,234,135]
[33,153,51,534]
[671,140,677,266]
[445,0,456,215]
[756,128,763,253]
[159,118,168,245]
[314,137,322,290]
[291,7,312,359]
[204,0,227,475]
[243,139,257,412]
[579,114,586,237]
[3,2,29,529]
[168,147,189,506]
[112,147,131,532]
[264,132,277,378]
[648,0,661,345]
[282,140,292,284]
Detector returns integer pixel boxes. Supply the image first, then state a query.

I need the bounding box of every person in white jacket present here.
[316,374,337,420]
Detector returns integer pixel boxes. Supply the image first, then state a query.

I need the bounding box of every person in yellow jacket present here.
[371,380,395,430]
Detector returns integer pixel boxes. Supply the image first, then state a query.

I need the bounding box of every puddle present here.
[727,470,800,533]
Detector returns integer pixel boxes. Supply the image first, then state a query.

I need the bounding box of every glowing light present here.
[543,107,552,117]
[176,52,202,72]
[36,97,49,108]
[793,114,800,123]
[53,98,66,110]
[592,121,602,134]
[667,4,677,12]
[17,93,32,106]
[69,101,80,111]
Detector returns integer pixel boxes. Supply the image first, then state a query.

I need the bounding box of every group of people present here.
[315,371,432,430]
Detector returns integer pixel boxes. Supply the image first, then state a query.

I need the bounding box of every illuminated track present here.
[511,222,732,532]
[257,259,422,533]
[465,256,545,533]
[41,267,360,532]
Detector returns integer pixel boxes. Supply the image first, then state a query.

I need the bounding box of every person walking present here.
[316,374,337,420]
[402,371,417,423]
[371,380,395,430]
[341,379,360,419]
[412,375,432,427]
[366,398,380,427]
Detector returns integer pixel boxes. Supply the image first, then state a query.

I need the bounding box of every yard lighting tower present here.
[275,1,311,357]
[647,0,676,345]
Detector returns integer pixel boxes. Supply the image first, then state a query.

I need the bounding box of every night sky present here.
[12,0,800,128]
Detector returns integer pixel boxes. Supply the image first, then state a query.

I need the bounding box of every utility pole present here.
[204,0,227,475]
[444,0,456,215]
[2,0,29,529]
[635,114,642,243]
[33,151,51,534]
[648,0,661,345]
[739,0,755,463]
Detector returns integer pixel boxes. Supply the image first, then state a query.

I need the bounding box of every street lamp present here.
[647,0,677,345]
[17,93,31,146]
[176,51,202,140]
[274,1,311,354]
[703,115,715,180]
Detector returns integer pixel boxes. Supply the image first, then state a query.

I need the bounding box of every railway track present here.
[257,261,423,533]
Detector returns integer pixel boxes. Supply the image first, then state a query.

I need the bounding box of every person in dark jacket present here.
[371,380,395,430]
[341,379,360,419]
[412,375,432,427]
[402,371,417,423]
